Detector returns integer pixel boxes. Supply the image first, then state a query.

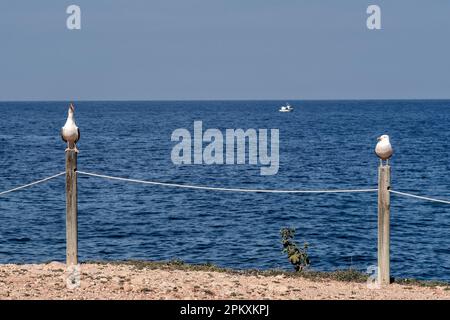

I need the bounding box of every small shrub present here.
[280,227,310,272]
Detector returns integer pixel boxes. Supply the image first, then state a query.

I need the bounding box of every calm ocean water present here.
[0,100,449,281]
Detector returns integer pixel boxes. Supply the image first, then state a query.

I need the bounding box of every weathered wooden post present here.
[66,150,78,265]
[377,164,391,285]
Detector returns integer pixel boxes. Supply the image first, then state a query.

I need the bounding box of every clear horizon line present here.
[1,98,450,103]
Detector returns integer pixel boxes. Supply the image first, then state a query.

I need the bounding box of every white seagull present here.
[61,103,80,153]
[375,134,393,165]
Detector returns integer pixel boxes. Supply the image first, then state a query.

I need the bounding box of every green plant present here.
[280,227,310,272]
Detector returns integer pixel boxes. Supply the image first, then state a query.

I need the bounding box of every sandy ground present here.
[0,262,449,300]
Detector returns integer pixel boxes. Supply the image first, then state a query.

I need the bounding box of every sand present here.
[0,262,449,300]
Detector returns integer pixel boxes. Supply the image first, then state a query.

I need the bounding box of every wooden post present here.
[377,164,391,285]
[66,150,78,266]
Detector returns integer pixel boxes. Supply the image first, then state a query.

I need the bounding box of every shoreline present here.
[1,261,449,300]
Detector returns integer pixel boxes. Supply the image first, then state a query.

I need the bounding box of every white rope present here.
[390,190,450,205]
[77,171,378,194]
[1,171,449,205]
[0,172,65,197]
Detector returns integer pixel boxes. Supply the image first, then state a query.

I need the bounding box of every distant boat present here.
[279,103,294,112]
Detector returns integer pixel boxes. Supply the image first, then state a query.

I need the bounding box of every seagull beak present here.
[377,137,381,141]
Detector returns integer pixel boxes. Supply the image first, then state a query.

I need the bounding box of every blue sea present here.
[0,100,449,281]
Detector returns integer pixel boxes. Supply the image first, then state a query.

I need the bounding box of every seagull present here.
[61,103,80,153]
[375,134,393,165]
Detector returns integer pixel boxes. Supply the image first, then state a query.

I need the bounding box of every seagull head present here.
[68,103,75,117]
[377,134,389,142]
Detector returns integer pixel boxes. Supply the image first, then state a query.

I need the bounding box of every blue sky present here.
[0,0,449,100]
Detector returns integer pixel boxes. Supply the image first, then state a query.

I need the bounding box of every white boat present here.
[279,103,294,112]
